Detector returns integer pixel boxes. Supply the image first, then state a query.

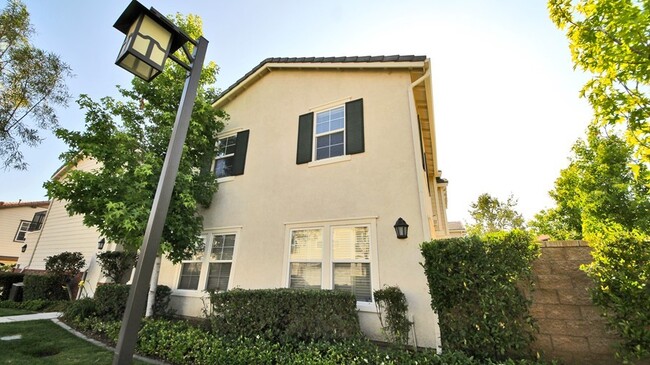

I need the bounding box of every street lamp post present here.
[111,1,208,363]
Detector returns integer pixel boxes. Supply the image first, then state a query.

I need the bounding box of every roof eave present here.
[213,60,428,109]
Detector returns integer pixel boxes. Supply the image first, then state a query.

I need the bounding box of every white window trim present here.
[14,220,31,242]
[313,104,346,162]
[212,130,241,181]
[282,218,379,312]
[173,227,241,297]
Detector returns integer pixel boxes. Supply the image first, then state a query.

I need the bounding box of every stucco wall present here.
[158,67,441,348]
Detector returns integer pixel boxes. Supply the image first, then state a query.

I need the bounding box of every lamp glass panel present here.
[137,15,172,67]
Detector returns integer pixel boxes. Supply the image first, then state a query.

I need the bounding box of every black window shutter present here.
[345,98,364,155]
[296,112,314,164]
[231,130,249,176]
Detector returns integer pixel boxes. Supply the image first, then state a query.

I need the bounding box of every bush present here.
[0,299,68,312]
[0,272,24,300]
[44,251,85,300]
[94,283,173,321]
[96,251,136,284]
[23,274,67,301]
[94,284,130,321]
[374,285,412,346]
[208,288,361,343]
[421,230,539,360]
[63,297,97,321]
[584,228,650,362]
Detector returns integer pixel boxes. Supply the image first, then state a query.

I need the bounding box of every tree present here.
[548,0,650,164]
[44,251,85,300]
[44,13,227,264]
[96,251,137,284]
[0,0,72,170]
[530,126,650,239]
[466,193,525,236]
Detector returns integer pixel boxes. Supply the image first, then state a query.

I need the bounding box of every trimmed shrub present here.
[0,299,67,312]
[421,230,539,360]
[0,272,24,300]
[63,297,97,321]
[44,251,85,300]
[96,251,136,284]
[374,285,412,346]
[208,288,361,343]
[94,283,173,321]
[23,274,67,301]
[94,284,130,321]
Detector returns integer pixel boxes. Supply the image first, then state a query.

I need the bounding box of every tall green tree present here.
[530,126,650,239]
[548,0,650,164]
[45,14,227,263]
[0,0,72,170]
[466,193,525,236]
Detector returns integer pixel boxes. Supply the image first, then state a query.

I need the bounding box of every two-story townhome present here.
[157,55,450,348]
[0,200,49,266]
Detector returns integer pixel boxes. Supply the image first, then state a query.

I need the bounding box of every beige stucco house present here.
[156,55,450,348]
[0,201,49,265]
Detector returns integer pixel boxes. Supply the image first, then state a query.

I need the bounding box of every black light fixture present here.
[394,218,409,239]
[98,238,106,250]
[113,0,191,81]
[21,244,27,253]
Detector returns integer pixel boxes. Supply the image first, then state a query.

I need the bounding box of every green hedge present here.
[0,299,68,312]
[584,229,650,362]
[23,274,67,301]
[421,230,539,360]
[94,284,172,321]
[71,317,552,365]
[0,272,24,301]
[208,288,361,343]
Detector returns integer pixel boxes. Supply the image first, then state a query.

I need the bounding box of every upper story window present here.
[215,135,237,178]
[315,106,345,160]
[213,130,250,179]
[296,99,364,164]
[28,211,46,232]
[14,220,31,242]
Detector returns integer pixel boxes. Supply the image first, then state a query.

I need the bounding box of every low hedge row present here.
[208,288,361,343]
[66,284,172,321]
[0,299,68,312]
[69,317,552,365]
[23,274,67,301]
[0,272,24,300]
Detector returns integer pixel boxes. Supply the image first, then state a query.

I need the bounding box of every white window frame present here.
[213,133,238,181]
[313,104,346,161]
[282,217,379,312]
[174,227,241,297]
[14,220,31,242]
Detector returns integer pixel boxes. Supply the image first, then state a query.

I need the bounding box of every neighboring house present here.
[448,221,467,237]
[15,159,107,298]
[156,55,450,348]
[0,200,49,265]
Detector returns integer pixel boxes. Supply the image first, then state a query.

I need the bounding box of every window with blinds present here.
[286,223,374,304]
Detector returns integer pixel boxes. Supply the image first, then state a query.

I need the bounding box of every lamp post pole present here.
[112,36,208,365]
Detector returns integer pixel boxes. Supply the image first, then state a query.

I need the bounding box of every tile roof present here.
[215,55,427,104]
[0,201,50,209]
[448,221,466,231]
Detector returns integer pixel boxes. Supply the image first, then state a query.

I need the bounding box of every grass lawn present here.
[0,320,149,364]
[0,308,34,317]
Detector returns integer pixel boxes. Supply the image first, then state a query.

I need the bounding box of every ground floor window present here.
[177,231,238,292]
[285,218,378,305]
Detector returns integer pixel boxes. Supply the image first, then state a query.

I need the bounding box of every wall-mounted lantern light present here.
[21,244,27,253]
[113,0,191,81]
[394,218,409,239]
[98,238,106,250]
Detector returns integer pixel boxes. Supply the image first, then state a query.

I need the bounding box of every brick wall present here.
[530,241,620,364]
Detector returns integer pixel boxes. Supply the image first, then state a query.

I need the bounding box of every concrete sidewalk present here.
[0,312,62,323]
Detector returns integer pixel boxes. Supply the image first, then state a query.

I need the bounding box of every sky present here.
[1,0,593,224]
